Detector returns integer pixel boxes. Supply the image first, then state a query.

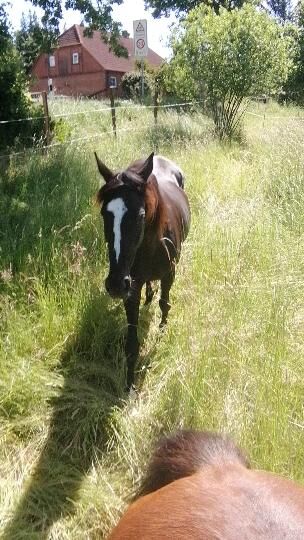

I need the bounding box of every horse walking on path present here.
[109,430,304,539]
[95,152,190,389]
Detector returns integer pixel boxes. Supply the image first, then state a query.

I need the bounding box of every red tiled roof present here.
[58,25,80,46]
[59,24,163,72]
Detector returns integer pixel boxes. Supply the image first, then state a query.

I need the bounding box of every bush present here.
[168,5,296,139]
[121,71,153,100]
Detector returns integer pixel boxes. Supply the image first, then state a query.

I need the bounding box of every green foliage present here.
[168,4,296,138]
[0,6,45,150]
[121,64,170,103]
[15,11,57,74]
[53,117,72,142]
[121,71,153,100]
[145,0,246,18]
[282,1,304,104]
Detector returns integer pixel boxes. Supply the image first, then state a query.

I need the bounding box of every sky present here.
[7,0,177,58]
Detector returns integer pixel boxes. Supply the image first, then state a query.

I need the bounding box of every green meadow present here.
[0,99,304,538]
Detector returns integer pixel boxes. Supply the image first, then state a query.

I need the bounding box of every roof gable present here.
[59,25,81,47]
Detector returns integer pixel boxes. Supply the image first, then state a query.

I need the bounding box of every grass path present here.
[0,102,304,538]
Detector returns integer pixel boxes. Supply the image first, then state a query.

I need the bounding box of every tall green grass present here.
[0,100,304,538]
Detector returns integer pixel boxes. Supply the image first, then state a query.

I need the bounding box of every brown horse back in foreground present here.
[109,430,304,540]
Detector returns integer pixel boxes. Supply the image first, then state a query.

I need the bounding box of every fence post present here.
[153,89,159,126]
[110,88,117,138]
[42,91,51,146]
[141,59,145,103]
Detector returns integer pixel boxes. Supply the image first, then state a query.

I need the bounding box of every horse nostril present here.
[123,276,131,292]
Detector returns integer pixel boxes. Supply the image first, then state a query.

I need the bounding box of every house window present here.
[109,76,117,88]
[72,52,79,65]
[49,55,55,67]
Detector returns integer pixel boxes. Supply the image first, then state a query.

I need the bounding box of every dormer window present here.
[72,52,79,64]
[49,55,55,67]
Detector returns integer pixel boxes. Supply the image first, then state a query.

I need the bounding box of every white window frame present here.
[49,55,55,67]
[72,52,79,65]
[109,76,117,88]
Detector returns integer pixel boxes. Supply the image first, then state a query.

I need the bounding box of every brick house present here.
[30,24,163,97]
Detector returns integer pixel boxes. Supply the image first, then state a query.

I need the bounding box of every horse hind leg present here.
[159,271,175,327]
[145,281,154,305]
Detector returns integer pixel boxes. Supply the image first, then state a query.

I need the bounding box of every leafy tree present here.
[282,0,304,103]
[167,4,296,138]
[15,11,56,74]
[0,4,44,150]
[144,0,246,18]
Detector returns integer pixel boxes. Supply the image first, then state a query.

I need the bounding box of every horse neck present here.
[144,177,166,240]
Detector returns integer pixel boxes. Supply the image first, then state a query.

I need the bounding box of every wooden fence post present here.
[153,89,159,126]
[110,88,117,138]
[42,91,51,146]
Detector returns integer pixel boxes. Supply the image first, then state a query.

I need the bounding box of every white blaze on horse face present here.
[107,198,128,263]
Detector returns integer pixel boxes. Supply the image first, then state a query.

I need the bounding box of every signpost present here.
[133,19,148,101]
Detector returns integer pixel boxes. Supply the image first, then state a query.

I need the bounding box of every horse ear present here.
[138,152,154,183]
[94,152,113,183]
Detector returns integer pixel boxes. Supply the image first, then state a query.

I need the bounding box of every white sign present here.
[133,19,148,58]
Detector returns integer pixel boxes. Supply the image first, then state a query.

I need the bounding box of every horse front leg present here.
[123,282,142,390]
[159,270,175,327]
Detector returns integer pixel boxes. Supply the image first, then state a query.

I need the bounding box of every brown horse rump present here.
[108,430,304,539]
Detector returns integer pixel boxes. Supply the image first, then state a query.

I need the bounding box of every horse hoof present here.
[128,385,139,398]
[125,379,138,393]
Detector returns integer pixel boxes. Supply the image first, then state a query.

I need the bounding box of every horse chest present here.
[131,234,175,283]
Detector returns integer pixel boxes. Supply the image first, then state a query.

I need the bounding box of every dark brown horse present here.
[109,430,304,539]
[95,152,190,389]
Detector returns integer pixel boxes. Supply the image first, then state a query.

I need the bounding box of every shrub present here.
[121,71,153,100]
[167,4,296,139]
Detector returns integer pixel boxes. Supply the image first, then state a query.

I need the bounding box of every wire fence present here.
[1,93,304,161]
[0,97,209,160]
[245,110,304,120]
[0,99,206,125]
[0,94,303,126]
[0,125,155,159]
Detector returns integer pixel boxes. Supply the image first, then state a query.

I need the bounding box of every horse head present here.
[95,152,155,299]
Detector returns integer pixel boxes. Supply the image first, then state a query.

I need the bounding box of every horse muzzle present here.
[105,274,132,299]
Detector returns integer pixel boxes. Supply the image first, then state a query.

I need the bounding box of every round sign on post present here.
[137,38,145,50]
